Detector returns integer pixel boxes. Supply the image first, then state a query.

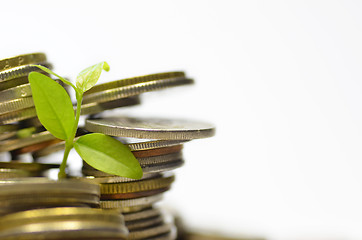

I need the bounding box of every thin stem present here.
[58,142,72,179]
[57,91,84,179]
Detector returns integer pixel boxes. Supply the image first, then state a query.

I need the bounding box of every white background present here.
[2,1,362,239]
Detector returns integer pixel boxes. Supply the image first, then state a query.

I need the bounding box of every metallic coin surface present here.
[0,168,32,179]
[0,97,34,114]
[100,174,175,194]
[100,193,163,209]
[0,76,29,91]
[123,207,162,222]
[0,84,32,103]
[128,222,172,240]
[0,53,46,72]
[0,107,37,124]
[132,145,183,158]
[86,71,185,94]
[0,162,59,172]
[124,139,189,151]
[12,139,62,155]
[0,124,18,133]
[81,96,141,115]
[0,131,55,152]
[82,77,193,104]
[85,116,215,140]
[126,215,164,231]
[101,187,170,200]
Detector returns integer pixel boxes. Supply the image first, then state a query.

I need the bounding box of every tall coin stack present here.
[0,52,216,240]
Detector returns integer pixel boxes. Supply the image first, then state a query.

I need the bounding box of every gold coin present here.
[100,174,174,194]
[83,77,193,104]
[0,131,55,152]
[0,124,18,133]
[132,145,183,158]
[0,162,58,172]
[100,193,163,209]
[0,207,124,230]
[0,97,34,115]
[0,168,32,179]
[123,207,161,222]
[0,53,46,72]
[0,107,37,124]
[85,71,185,95]
[128,222,172,240]
[0,84,32,103]
[0,76,29,91]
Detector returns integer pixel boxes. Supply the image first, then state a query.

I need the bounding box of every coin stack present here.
[81,116,215,240]
[0,52,218,239]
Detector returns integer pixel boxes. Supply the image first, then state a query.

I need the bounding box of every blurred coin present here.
[0,131,55,152]
[12,139,62,155]
[0,168,32,179]
[83,77,193,104]
[101,193,163,209]
[0,124,18,133]
[0,76,29,91]
[101,187,170,200]
[85,116,215,140]
[81,96,141,115]
[0,107,37,125]
[0,53,46,72]
[128,222,172,240]
[126,214,164,231]
[86,71,185,95]
[132,145,183,158]
[0,162,58,172]
[123,207,162,222]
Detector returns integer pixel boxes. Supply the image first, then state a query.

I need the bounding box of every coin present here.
[0,168,32,179]
[132,145,183,158]
[101,187,170,200]
[126,215,164,231]
[99,175,174,195]
[0,124,18,133]
[12,139,62,155]
[128,222,172,240]
[82,77,193,104]
[0,76,29,91]
[0,131,55,152]
[100,193,163,209]
[123,207,162,222]
[0,97,34,115]
[0,107,37,124]
[0,162,59,172]
[80,96,141,115]
[0,53,46,72]
[85,116,215,140]
[0,62,52,82]
[124,139,189,151]
[0,84,32,103]
[85,71,186,95]
[0,207,125,230]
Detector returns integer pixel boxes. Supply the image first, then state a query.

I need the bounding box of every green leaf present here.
[74,133,143,179]
[76,62,110,93]
[30,64,77,91]
[28,72,75,140]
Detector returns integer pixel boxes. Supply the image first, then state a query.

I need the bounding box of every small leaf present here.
[28,72,75,140]
[74,133,143,179]
[76,62,110,93]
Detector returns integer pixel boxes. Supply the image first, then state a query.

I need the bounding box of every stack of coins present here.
[0,207,128,240]
[81,116,214,240]
[0,53,65,177]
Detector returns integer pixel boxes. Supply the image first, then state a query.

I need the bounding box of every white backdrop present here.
[2,1,362,239]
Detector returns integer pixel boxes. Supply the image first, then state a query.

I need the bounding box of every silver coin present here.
[85,116,215,140]
[100,193,163,209]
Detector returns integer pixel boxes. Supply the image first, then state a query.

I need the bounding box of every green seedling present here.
[28,62,143,179]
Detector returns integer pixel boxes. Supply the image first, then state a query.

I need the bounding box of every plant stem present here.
[57,91,84,179]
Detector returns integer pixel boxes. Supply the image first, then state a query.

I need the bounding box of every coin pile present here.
[80,116,215,240]
[0,52,218,239]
